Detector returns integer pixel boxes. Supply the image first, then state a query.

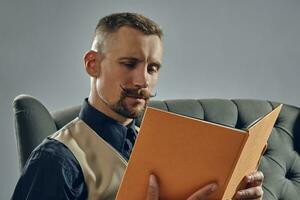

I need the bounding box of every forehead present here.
[104,26,163,61]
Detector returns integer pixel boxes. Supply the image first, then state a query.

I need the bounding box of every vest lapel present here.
[51,118,127,200]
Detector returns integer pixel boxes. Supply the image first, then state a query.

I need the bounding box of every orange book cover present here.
[116,105,282,200]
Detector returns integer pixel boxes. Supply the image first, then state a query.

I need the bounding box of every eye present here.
[147,64,160,74]
[120,62,137,69]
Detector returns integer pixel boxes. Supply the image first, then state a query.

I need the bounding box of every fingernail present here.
[149,174,157,187]
[210,183,218,192]
[236,191,243,198]
[247,175,252,183]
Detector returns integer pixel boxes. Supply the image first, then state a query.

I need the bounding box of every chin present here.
[116,104,146,119]
[112,96,149,119]
[126,106,146,118]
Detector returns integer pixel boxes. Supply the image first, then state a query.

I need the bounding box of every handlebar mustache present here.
[120,85,156,99]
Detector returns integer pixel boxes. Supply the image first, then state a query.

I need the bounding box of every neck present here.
[88,93,133,126]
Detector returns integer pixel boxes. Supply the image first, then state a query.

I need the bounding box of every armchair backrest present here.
[13,94,300,199]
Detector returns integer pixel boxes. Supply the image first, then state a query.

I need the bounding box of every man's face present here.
[95,26,163,118]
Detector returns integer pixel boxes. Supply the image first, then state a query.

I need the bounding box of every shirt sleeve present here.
[11,140,87,200]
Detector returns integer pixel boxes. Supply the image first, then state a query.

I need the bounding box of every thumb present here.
[146,174,159,200]
[187,183,218,200]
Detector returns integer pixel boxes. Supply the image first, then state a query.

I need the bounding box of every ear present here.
[84,50,102,78]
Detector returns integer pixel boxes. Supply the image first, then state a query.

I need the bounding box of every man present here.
[12,13,264,200]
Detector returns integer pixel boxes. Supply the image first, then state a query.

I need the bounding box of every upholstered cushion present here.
[13,95,300,199]
[13,95,57,168]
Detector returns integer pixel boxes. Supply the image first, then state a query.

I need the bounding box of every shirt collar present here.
[78,98,136,154]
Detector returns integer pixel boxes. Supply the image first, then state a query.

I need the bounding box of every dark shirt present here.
[12,99,137,200]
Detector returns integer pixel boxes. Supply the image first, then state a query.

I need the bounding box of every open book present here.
[116,104,282,200]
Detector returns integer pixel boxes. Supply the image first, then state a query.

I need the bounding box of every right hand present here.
[146,174,218,200]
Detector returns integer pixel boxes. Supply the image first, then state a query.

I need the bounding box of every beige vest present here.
[50,117,134,200]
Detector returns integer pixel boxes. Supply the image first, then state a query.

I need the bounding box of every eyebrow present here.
[118,57,140,62]
[118,57,162,69]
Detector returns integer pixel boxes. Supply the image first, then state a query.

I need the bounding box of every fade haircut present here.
[91,12,163,52]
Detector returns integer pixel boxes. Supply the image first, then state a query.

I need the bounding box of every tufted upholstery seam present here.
[262,184,278,199]
[279,177,290,200]
[267,100,275,109]
[230,100,240,128]
[196,100,205,120]
[163,100,170,111]
[267,100,276,111]
[274,125,294,140]
[291,178,300,184]
[265,101,274,112]
[264,154,286,172]
[287,155,300,183]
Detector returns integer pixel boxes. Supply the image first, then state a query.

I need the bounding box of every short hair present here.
[92,12,163,52]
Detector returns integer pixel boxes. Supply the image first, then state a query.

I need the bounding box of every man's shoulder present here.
[26,117,86,169]
[14,136,87,199]
[27,137,79,169]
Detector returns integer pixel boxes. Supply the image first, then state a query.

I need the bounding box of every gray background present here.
[1,0,299,198]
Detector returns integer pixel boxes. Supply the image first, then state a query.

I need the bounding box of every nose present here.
[132,64,149,88]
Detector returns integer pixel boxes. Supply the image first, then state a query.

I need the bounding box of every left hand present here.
[233,171,264,200]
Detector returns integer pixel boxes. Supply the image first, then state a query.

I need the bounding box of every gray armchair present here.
[13,94,300,199]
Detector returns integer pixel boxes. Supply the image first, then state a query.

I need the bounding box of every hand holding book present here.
[145,172,263,200]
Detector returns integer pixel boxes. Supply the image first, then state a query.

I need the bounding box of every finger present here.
[245,171,264,187]
[234,186,263,200]
[187,183,218,200]
[146,174,159,200]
